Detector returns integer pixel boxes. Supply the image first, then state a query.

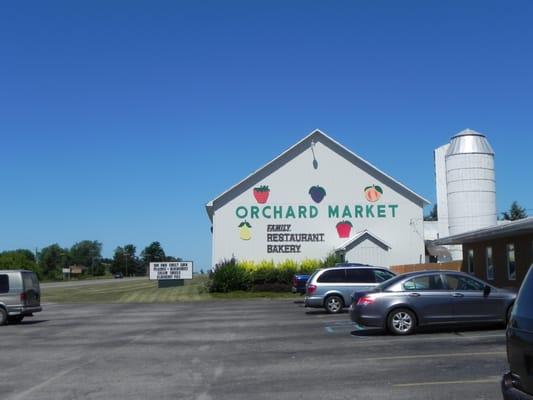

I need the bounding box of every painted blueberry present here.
[309,186,326,203]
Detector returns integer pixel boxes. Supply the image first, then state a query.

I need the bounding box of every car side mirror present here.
[483,285,491,297]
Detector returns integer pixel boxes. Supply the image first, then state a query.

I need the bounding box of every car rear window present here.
[22,272,39,291]
[404,275,445,291]
[346,269,375,283]
[374,269,395,283]
[317,269,346,283]
[0,275,9,293]
[514,264,533,318]
[445,274,484,291]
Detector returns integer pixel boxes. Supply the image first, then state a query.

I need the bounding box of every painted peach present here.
[364,185,383,202]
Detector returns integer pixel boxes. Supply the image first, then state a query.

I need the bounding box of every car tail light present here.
[307,284,317,295]
[20,292,27,302]
[357,296,374,306]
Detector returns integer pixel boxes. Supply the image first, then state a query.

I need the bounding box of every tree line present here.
[0,240,179,280]
[424,201,528,222]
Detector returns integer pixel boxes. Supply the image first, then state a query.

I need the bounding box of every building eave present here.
[432,217,533,245]
[205,129,430,219]
[336,229,392,252]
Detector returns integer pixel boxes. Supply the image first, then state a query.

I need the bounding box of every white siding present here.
[212,140,425,267]
[345,239,389,267]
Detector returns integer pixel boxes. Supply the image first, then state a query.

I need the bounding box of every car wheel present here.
[387,308,416,335]
[8,316,23,324]
[0,308,7,326]
[325,295,344,314]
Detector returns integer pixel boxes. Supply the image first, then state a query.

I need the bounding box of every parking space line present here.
[324,321,365,334]
[393,377,500,388]
[363,351,505,362]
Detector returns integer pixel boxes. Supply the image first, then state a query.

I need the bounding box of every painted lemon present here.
[239,221,252,240]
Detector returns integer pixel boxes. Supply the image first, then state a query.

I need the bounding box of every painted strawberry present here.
[364,185,383,202]
[336,220,353,238]
[308,185,326,203]
[238,221,252,240]
[253,185,270,204]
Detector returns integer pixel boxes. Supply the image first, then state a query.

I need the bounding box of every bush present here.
[275,260,299,284]
[209,258,251,293]
[208,254,333,293]
[322,252,344,268]
[299,259,322,274]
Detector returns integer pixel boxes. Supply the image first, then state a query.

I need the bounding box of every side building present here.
[206,129,429,268]
[433,217,533,290]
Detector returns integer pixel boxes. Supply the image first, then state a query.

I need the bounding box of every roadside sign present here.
[149,261,193,281]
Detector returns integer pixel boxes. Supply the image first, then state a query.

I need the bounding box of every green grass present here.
[42,276,297,303]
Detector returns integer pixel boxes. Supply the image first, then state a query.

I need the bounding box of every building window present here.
[467,249,474,274]
[507,244,516,281]
[486,247,494,281]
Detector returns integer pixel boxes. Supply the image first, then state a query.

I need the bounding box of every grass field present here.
[42,276,297,303]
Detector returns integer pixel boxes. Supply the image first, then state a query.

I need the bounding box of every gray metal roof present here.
[433,217,533,245]
[336,230,392,252]
[446,129,494,156]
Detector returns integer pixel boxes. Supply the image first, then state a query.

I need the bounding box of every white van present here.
[0,270,42,325]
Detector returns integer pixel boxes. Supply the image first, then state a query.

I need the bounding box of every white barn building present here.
[206,130,430,268]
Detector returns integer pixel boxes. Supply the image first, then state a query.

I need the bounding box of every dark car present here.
[502,264,533,399]
[114,272,124,279]
[292,274,310,295]
[350,270,516,335]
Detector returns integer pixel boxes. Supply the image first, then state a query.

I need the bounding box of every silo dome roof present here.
[446,128,494,156]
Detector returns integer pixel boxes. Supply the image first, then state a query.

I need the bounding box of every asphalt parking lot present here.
[0,299,507,400]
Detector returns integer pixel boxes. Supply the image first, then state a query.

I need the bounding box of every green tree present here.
[69,240,103,275]
[501,201,528,221]
[141,242,166,263]
[112,244,139,276]
[424,205,438,221]
[0,249,39,276]
[140,242,169,277]
[38,244,69,279]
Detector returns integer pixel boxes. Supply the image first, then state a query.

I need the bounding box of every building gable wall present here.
[211,140,425,267]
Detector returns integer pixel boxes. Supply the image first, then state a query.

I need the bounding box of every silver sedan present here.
[349,270,516,335]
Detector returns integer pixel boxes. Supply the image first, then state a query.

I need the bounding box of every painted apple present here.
[336,221,353,238]
[364,185,383,202]
[239,221,252,240]
[253,185,270,204]
[309,185,326,203]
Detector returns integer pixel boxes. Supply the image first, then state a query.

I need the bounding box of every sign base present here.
[158,279,184,288]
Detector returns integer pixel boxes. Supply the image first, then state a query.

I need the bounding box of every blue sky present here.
[1,1,532,269]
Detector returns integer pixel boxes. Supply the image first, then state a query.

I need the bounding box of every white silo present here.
[445,129,497,243]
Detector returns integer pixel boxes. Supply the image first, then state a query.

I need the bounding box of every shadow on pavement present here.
[350,328,385,337]
[350,324,504,337]
[306,309,348,315]
[16,320,49,325]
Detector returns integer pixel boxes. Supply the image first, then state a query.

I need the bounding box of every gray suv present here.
[304,264,395,313]
[0,270,42,325]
